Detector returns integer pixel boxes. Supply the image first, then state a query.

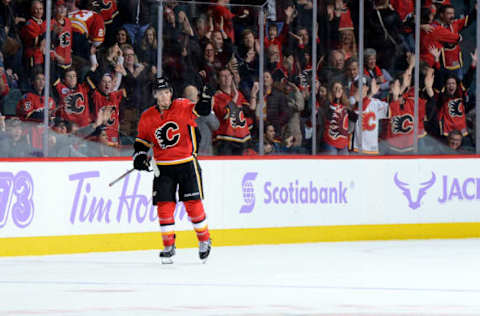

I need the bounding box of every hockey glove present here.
[195,85,213,116]
[133,151,150,171]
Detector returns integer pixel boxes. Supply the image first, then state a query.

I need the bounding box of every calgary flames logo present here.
[155,121,180,149]
[225,101,246,129]
[362,112,377,131]
[447,98,463,117]
[59,31,71,48]
[92,0,112,12]
[64,93,85,114]
[327,105,348,140]
[391,114,413,134]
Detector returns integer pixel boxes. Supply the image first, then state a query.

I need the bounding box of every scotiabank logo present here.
[239,172,349,213]
[239,172,258,213]
[264,180,348,204]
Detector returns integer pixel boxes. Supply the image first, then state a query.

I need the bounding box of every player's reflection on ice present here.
[69,170,186,224]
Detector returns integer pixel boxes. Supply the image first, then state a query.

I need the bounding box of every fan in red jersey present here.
[53,67,93,128]
[51,0,73,71]
[133,77,213,264]
[20,0,46,71]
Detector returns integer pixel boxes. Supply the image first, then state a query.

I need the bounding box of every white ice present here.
[1,239,480,315]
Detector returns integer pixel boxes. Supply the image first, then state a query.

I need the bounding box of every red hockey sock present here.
[184,200,210,242]
[157,202,176,246]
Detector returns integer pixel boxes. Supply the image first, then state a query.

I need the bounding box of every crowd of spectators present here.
[0,0,477,157]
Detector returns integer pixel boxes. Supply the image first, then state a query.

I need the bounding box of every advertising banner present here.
[1,158,480,239]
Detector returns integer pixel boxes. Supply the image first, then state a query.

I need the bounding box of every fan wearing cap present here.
[133,77,213,263]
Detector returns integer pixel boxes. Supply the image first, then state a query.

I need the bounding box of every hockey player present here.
[133,77,212,264]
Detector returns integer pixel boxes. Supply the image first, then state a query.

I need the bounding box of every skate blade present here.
[201,257,209,264]
[161,257,174,264]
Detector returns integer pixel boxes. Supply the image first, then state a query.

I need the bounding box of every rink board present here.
[1,157,480,256]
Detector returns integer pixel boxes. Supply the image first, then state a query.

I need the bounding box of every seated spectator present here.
[0,117,33,157]
[87,127,119,156]
[437,130,474,154]
[16,71,56,122]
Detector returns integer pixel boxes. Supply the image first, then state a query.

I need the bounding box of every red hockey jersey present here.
[68,9,105,45]
[420,24,459,67]
[90,89,124,142]
[213,90,251,143]
[433,17,469,70]
[136,98,199,165]
[94,0,119,24]
[16,92,55,121]
[54,80,92,128]
[20,18,46,66]
[52,18,72,67]
[385,94,426,152]
[323,103,349,149]
[437,87,468,136]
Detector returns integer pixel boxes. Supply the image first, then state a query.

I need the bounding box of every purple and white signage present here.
[0,171,34,229]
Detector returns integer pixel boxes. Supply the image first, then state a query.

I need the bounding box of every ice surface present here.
[0,239,479,315]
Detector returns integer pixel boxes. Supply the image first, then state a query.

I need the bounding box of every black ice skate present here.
[159,244,176,264]
[199,239,211,263]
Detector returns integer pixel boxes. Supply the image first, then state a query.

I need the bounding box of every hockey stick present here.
[109,156,159,187]
[108,167,135,187]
